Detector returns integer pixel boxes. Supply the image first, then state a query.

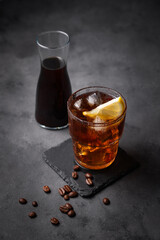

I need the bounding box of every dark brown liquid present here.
[68,91,125,169]
[35,57,72,128]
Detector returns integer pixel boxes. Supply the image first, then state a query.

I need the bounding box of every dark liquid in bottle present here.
[35,57,72,128]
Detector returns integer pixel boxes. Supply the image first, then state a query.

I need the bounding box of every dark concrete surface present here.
[0,0,160,239]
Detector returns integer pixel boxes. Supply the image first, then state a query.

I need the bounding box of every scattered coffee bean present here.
[63,185,72,193]
[86,178,93,186]
[64,194,69,200]
[72,171,78,179]
[19,198,27,204]
[85,173,93,179]
[65,203,73,210]
[103,198,110,205]
[73,165,80,171]
[68,191,78,198]
[28,211,37,218]
[32,201,38,207]
[67,209,75,217]
[50,217,59,225]
[58,187,65,196]
[59,205,69,213]
[43,185,50,193]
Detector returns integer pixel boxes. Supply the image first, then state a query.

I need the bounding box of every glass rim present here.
[36,30,70,50]
[67,86,127,127]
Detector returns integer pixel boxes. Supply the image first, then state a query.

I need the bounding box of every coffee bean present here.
[64,194,69,200]
[86,178,93,186]
[58,187,65,196]
[50,217,59,225]
[65,203,73,210]
[67,210,75,217]
[103,198,110,205]
[68,191,78,198]
[43,185,50,193]
[32,201,38,207]
[73,165,80,171]
[63,185,72,193]
[19,198,27,204]
[85,173,93,179]
[28,211,37,218]
[72,171,78,179]
[59,205,69,213]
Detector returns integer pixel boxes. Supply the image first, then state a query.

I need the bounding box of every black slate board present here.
[43,138,139,197]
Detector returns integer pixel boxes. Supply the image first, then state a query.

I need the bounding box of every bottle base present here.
[37,123,68,130]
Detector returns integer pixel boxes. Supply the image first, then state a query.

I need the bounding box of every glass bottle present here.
[35,31,72,129]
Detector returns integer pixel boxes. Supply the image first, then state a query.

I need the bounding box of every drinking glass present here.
[67,86,127,170]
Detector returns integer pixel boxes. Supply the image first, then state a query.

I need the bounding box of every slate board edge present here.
[42,152,90,196]
[89,161,140,197]
[42,151,139,198]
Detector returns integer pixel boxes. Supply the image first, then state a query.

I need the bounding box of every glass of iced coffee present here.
[67,86,127,170]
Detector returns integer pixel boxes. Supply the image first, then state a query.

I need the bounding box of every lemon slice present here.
[83,96,125,120]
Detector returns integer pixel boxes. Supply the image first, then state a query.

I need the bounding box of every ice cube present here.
[87,92,102,107]
[73,99,82,110]
[93,116,106,124]
[91,116,106,132]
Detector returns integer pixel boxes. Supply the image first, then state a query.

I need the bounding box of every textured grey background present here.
[0,0,160,239]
